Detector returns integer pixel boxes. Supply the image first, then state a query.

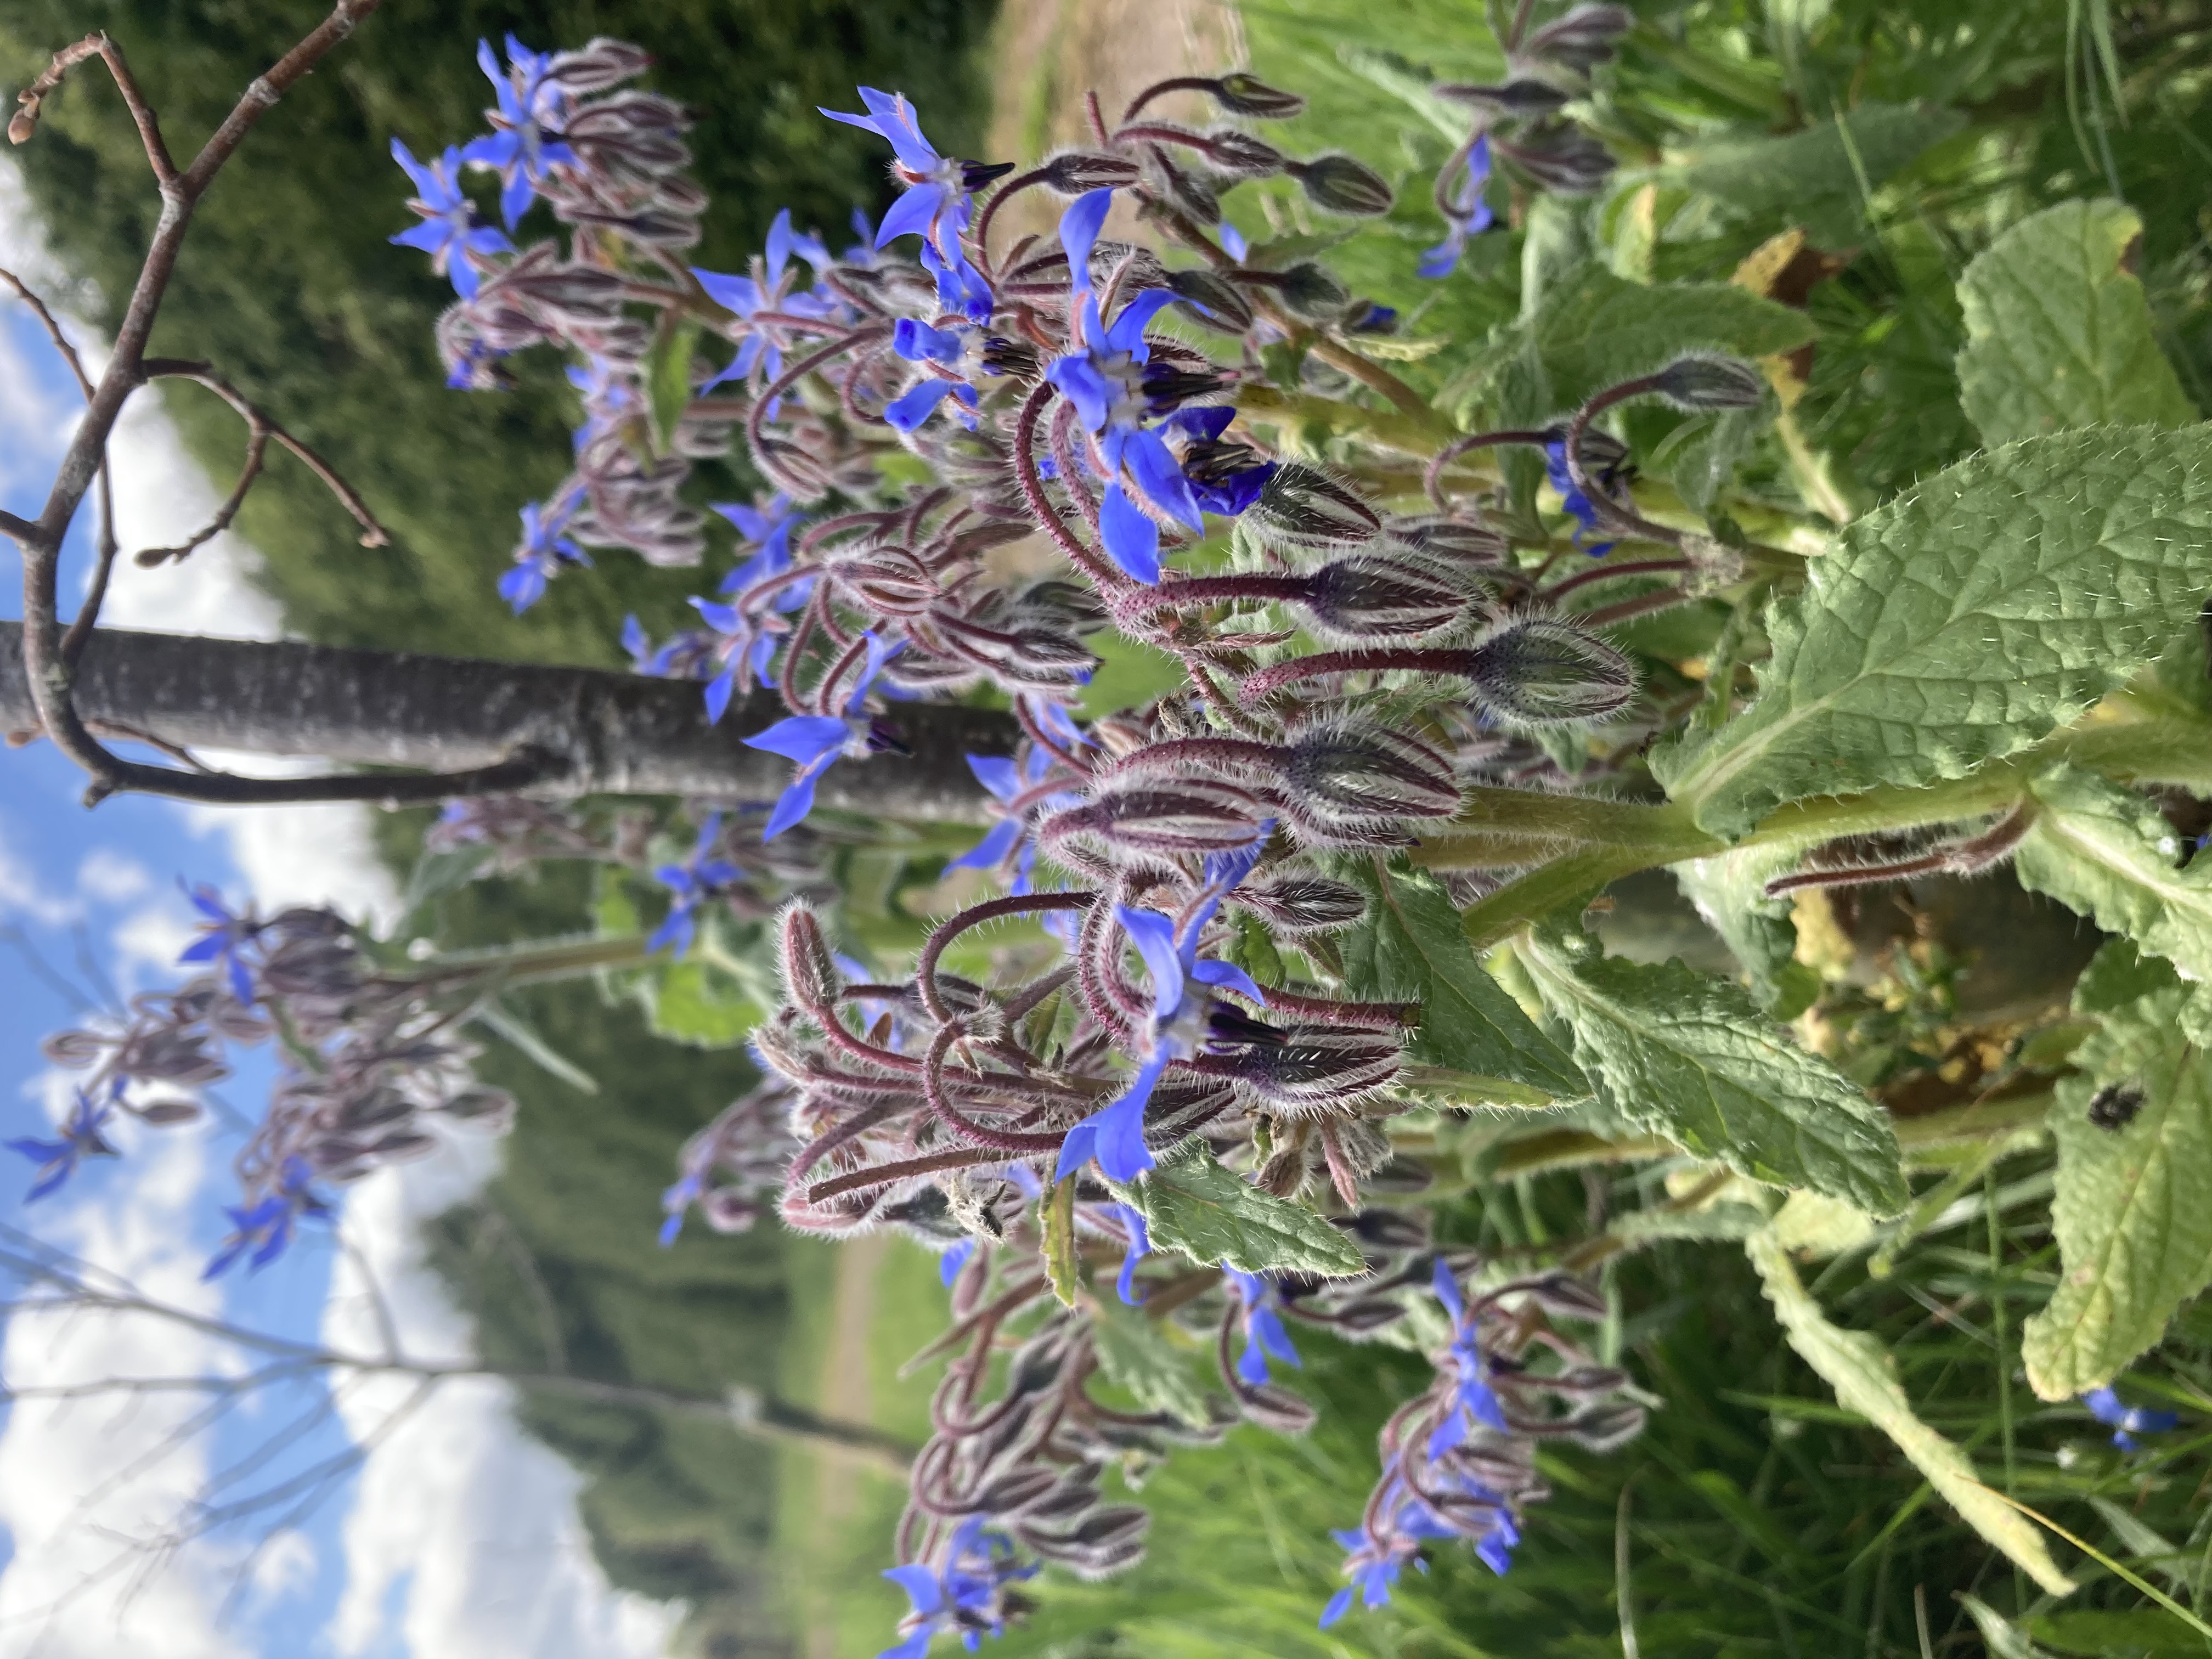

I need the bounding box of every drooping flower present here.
[740,634,908,839]
[179,882,258,1004]
[715,493,805,594]
[621,614,716,680]
[1054,840,1269,1182]
[692,210,837,392]
[2083,1385,2180,1451]
[819,88,1008,320]
[1226,1266,1301,1385]
[1426,1256,1510,1455]
[7,1086,119,1202]
[498,494,591,614]
[1102,1201,1151,1305]
[1045,190,1236,583]
[1162,407,1276,517]
[943,747,1079,887]
[460,35,578,228]
[1543,436,1617,557]
[649,813,743,959]
[205,1156,331,1279]
[878,1516,1038,1659]
[1419,136,1495,280]
[390,138,513,300]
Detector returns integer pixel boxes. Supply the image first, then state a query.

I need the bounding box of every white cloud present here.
[0,822,77,927]
[0,1104,249,1659]
[77,847,153,906]
[323,1148,685,1659]
[109,898,196,991]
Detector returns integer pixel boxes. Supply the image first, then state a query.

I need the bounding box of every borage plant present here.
[9,0,2212,1650]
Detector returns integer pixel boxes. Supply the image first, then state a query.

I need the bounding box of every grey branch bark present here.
[0,622,1017,821]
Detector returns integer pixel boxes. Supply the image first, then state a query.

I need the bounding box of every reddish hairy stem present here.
[916,891,1095,1024]
[922,1025,1068,1154]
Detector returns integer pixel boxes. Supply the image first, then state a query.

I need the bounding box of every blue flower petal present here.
[741,715,850,765]
[1098,484,1161,584]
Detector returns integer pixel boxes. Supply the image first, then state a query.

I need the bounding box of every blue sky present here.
[0,181,681,1659]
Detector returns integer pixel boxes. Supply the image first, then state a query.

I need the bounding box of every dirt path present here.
[985,0,1252,249]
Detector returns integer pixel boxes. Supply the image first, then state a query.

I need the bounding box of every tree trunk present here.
[0,622,1013,820]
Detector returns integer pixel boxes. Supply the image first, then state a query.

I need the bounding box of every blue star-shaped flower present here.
[459,35,578,229]
[1043,189,1219,584]
[878,1516,1036,1659]
[390,138,512,300]
[498,494,590,614]
[1225,1265,1302,1386]
[179,881,258,1003]
[649,814,743,959]
[739,634,906,840]
[1054,842,1269,1183]
[693,210,837,393]
[7,1086,120,1202]
[205,1156,331,1279]
[2083,1384,2180,1451]
[1426,1258,1510,1457]
[819,88,1006,320]
[1543,436,1618,557]
[1419,135,1495,280]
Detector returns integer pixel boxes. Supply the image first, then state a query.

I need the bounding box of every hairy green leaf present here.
[1956,200,2196,447]
[1090,1300,1211,1427]
[2015,765,2212,983]
[1119,1146,1365,1278]
[1337,859,1587,1103]
[1667,103,1965,245]
[1044,1175,1080,1307]
[1657,426,2212,837]
[2023,979,2212,1399]
[1746,1229,2076,1594]
[1672,843,1806,1011]
[645,315,702,456]
[1443,262,1815,428]
[1517,929,1908,1214]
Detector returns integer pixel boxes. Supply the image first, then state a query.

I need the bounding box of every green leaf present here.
[1745,1228,2076,1594]
[1089,1300,1210,1427]
[399,844,492,918]
[2022,978,2212,1399]
[1656,425,2212,838]
[1044,1175,1080,1308]
[1955,200,2197,448]
[2074,937,2183,1017]
[1672,843,1802,1008]
[2027,1609,2209,1658]
[645,315,702,456]
[1336,859,1587,1104]
[1444,263,1816,428]
[1960,1593,2058,1659]
[2013,765,2212,984]
[1118,1144,1365,1278]
[1516,928,1908,1214]
[1337,48,1465,140]
[1665,103,1964,246]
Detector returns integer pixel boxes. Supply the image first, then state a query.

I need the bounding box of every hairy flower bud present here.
[442,1085,518,1132]
[1517,3,1635,77]
[1499,121,1616,194]
[1231,1026,1403,1109]
[1463,616,1637,724]
[1211,73,1307,120]
[1300,558,1468,642]
[1040,151,1145,193]
[548,37,655,93]
[1042,779,1271,859]
[1274,260,1352,318]
[1250,464,1380,549]
[1204,128,1288,176]
[133,1098,205,1126]
[778,903,842,1013]
[1279,720,1462,832]
[1385,515,1511,568]
[1652,354,1767,411]
[1152,151,1223,223]
[1166,267,1255,331]
[1229,872,1369,933]
[1434,80,1572,119]
[1291,154,1395,216]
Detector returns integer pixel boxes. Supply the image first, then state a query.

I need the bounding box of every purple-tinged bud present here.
[1290,154,1395,216]
[1042,779,1271,859]
[1385,515,1511,568]
[1274,261,1352,318]
[1464,616,1637,724]
[1339,1208,1430,1251]
[442,1086,518,1132]
[132,1098,204,1126]
[833,548,941,614]
[960,159,1018,191]
[1204,129,1288,176]
[1040,151,1146,193]
[1651,354,1767,411]
[1567,1401,1649,1452]
[1256,1142,1310,1198]
[1434,80,1573,119]
[1212,73,1307,120]
[546,37,655,94]
[1228,872,1369,933]
[778,904,842,1013]
[1279,719,1463,828]
[41,1030,105,1066]
[1022,1505,1149,1574]
[1499,122,1616,194]
[1250,464,1380,549]
[1152,151,1224,223]
[367,1130,441,1164]
[1236,1382,1317,1435]
[1229,1026,1403,1109]
[1299,558,1468,642]
[1166,267,1255,331]
[337,1088,414,1132]
[1517,3,1635,77]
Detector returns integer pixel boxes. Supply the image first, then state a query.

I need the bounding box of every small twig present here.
[9,32,176,181]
